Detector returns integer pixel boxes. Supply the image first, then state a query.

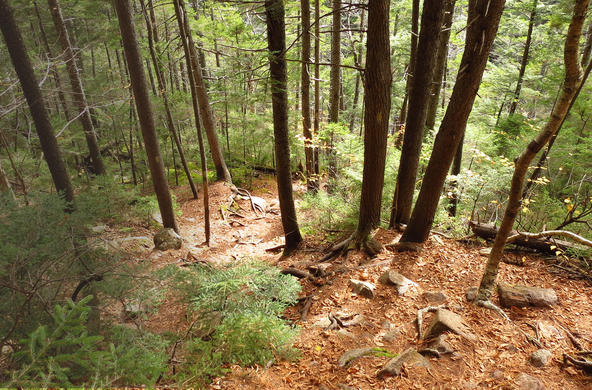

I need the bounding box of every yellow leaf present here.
[550,245,557,250]
[315,345,322,352]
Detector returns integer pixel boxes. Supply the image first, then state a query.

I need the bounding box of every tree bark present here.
[0,159,16,201]
[399,0,420,127]
[448,132,464,216]
[349,7,365,134]
[425,0,455,131]
[390,0,446,227]
[400,0,506,244]
[313,0,320,180]
[139,0,198,199]
[114,0,178,232]
[47,0,105,175]
[0,0,74,204]
[301,0,316,191]
[176,1,231,183]
[265,0,303,255]
[507,0,538,116]
[477,0,589,301]
[327,0,341,184]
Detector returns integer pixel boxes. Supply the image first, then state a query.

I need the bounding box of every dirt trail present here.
[114,176,592,389]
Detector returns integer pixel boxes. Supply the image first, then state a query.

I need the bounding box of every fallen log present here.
[469,221,589,255]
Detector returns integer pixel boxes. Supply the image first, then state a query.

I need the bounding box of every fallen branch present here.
[281,267,313,280]
[507,230,592,248]
[265,243,285,252]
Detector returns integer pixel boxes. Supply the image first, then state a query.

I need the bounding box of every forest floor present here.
[110,175,592,389]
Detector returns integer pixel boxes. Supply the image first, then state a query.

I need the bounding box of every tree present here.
[47,0,106,175]
[323,0,391,258]
[265,0,303,255]
[399,0,506,245]
[0,0,74,204]
[477,0,590,304]
[327,0,341,184]
[398,0,420,129]
[507,0,538,116]
[301,0,316,191]
[113,0,178,233]
[390,0,446,227]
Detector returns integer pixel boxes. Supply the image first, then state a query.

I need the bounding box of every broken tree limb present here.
[470,221,588,255]
[507,230,592,248]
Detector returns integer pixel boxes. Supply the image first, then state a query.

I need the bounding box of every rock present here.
[392,241,423,252]
[491,370,505,380]
[337,329,354,339]
[91,224,107,233]
[151,212,163,224]
[349,279,375,299]
[516,373,545,390]
[251,196,267,212]
[466,287,478,302]
[338,347,376,367]
[308,262,331,277]
[337,385,356,390]
[154,228,182,251]
[425,334,453,356]
[123,301,150,321]
[497,283,557,308]
[422,291,448,304]
[378,270,419,296]
[479,247,491,256]
[377,348,430,378]
[530,349,552,367]
[312,316,332,328]
[424,309,477,342]
[382,328,400,343]
[537,321,563,341]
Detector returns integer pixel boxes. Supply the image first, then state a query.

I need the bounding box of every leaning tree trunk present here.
[390,0,446,227]
[425,0,456,131]
[477,0,590,301]
[323,0,391,259]
[507,0,538,116]
[176,0,231,183]
[47,0,105,175]
[139,0,198,199]
[114,0,178,232]
[400,0,506,245]
[301,0,316,191]
[265,0,303,255]
[0,0,74,203]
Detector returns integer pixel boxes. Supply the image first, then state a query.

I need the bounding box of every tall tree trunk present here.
[114,0,178,233]
[327,0,341,185]
[140,0,198,199]
[301,0,316,191]
[265,0,303,255]
[477,0,589,302]
[349,7,365,134]
[400,0,506,244]
[47,0,105,175]
[0,0,74,203]
[0,159,16,201]
[507,0,538,116]
[174,0,211,244]
[581,21,592,67]
[390,0,446,227]
[425,0,455,131]
[34,1,71,121]
[399,0,420,126]
[313,0,320,180]
[176,0,231,183]
[447,132,464,216]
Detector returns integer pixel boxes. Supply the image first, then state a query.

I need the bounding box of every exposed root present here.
[417,305,448,340]
[475,299,510,321]
[563,353,592,370]
[321,231,383,262]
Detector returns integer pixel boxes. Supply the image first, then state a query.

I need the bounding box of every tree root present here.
[417,305,448,340]
[563,353,592,370]
[321,231,383,262]
[475,299,510,321]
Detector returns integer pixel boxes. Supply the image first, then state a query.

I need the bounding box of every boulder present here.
[308,262,331,277]
[349,279,375,299]
[422,291,448,304]
[154,228,182,251]
[497,283,557,308]
[516,373,545,390]
[378,270,419,296]
[530,349,552,367]
[424,309,477,342]
[377,348,430,378]
[421,334,453,356]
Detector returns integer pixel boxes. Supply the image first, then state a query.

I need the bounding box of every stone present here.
[497,283,557,308]
[338,347,376,367]
[424,309,477,342]
[491,370,505,380]
[465,287,478,302]
[91,224,107,233]
[426,334,453,355]
[349,279,375,299]
[151,212,163,224]
[312,316,332,328]
[154,228,182,251]
[479,247,492,256]
[516,373,545,390]
[530,349,552,367]
[377,348,430,378]
[378,270,419,296]
[537,321,563,341]
[337,329,354,339]
[422,291,448,304]
[308,262,331,277]
[382,328,400,343]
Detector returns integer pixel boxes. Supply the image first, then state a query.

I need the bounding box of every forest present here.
[0,0,591,388]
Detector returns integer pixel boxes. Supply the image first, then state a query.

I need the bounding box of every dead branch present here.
[507,230,592,248]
